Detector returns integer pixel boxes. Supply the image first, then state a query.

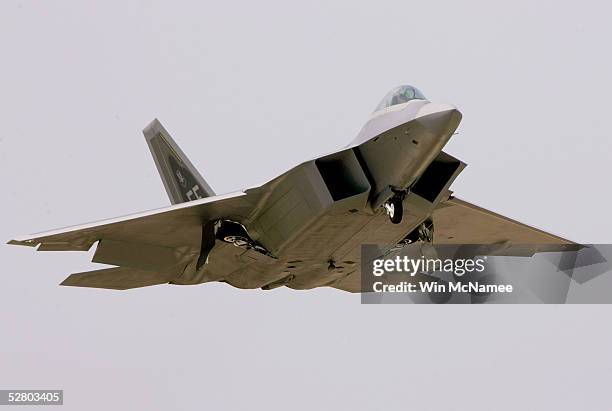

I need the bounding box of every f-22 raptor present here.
[9,85,576,291]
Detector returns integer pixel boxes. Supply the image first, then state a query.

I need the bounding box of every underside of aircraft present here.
[8,85,577,291]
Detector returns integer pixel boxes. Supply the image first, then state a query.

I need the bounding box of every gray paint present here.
[11,103,572,292]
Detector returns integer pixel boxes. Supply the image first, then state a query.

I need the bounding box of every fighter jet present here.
[8,85,576,291]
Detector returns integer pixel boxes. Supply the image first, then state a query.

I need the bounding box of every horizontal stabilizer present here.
[60,266,178,290]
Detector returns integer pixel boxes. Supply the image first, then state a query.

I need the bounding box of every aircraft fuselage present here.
[177,101,464,291]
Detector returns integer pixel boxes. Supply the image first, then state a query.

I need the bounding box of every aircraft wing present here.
[8,190,262,288]
[8,191,257,251]
[333,196,580,293]
[432,197,579,252]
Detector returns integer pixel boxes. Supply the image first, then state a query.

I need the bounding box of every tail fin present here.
[143,119,215,204]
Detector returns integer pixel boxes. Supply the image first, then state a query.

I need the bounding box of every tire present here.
[389,196,403,224]
[222,235,249,246]
[216,220,250,245]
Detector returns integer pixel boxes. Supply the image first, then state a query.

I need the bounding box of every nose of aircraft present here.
[415,103,462,138]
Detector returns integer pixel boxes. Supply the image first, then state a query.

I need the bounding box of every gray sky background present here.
[1,1,611,410]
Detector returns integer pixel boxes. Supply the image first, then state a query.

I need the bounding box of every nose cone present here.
[415,103,462,138]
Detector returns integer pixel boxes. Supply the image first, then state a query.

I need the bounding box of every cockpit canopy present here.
[374,85,427,112]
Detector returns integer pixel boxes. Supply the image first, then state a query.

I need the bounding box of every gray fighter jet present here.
[8,85,576,291]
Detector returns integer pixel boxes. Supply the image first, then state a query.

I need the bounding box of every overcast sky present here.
[1,1,611,410]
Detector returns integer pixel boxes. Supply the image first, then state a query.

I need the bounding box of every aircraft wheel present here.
[216,221,250,247]
[387,196,403,224]
[222,235,249,247]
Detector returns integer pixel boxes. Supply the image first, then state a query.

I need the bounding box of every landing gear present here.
[402,218,434,243]
[384,194,404,224]
[417,219,434,243]
[222,235,249,247]
[392,218,435,251]
[214,220,275,258]
[216,220,250,245]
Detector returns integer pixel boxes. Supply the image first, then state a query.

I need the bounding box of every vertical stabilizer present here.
[143,119,215,204]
